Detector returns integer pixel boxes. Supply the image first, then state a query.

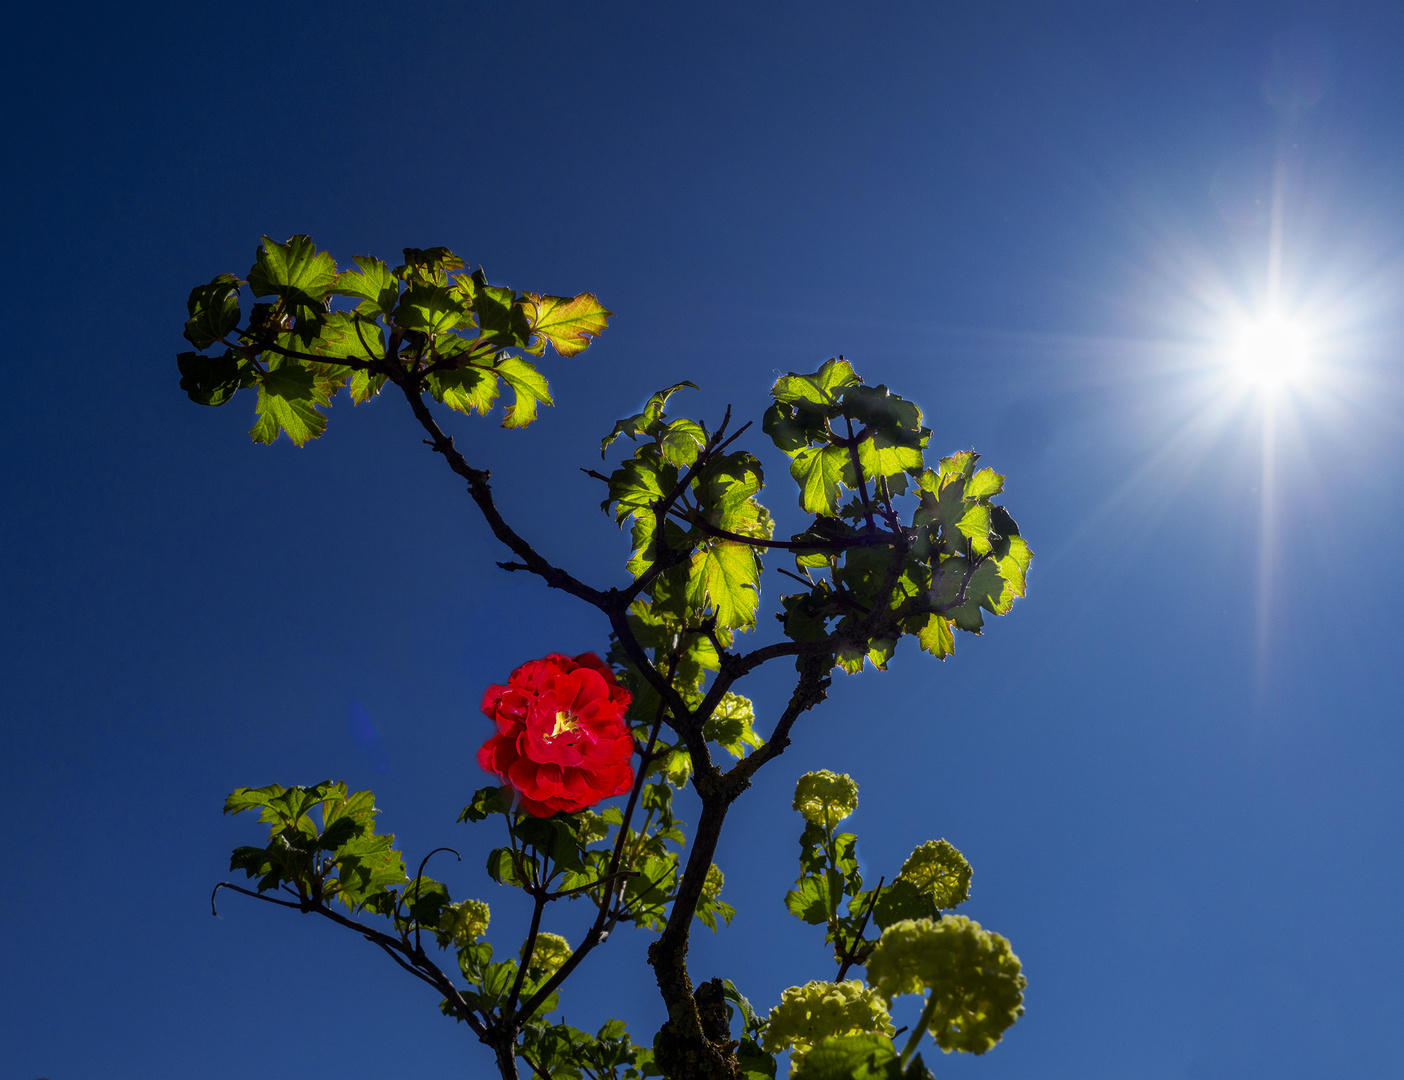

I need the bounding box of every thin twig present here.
[835,877,884,981]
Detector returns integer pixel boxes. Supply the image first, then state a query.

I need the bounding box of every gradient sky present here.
[6,4,1404,1079]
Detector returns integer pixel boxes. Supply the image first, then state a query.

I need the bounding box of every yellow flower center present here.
[552,710,579,738]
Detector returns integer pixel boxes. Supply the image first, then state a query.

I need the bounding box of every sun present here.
[1229,313,1314,387]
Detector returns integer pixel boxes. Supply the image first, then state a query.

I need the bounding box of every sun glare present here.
[1229,314,1313,387]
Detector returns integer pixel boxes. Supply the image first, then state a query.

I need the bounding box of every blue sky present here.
[5,3,1404,1078]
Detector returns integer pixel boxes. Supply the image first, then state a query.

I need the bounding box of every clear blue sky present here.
[5,3,1404,1078]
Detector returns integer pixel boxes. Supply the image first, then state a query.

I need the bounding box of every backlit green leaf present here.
[703,693,764,758]
[790,445,854,515]
[601,382,700,455]
[965,466,1004,498]
[333,256,399,318]
[772,358,861,414]
[495,355,552,428]
[915,614,954,658]
[247,235,338,325]
[688,540,761,629]
[250,362,332,446]
[427,364,499,416]
[784,875,834,925]
[395,284,467,334]
[523,292,612,357]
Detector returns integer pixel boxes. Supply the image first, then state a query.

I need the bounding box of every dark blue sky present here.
[6,3,1404,1078]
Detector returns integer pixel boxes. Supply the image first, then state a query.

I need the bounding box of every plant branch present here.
[397,379,614,609]
[845,417,877,532]
[835,877,884,982]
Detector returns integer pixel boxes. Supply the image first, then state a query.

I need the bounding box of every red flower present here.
[477,652,635,817]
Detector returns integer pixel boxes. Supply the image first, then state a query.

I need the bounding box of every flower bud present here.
[439,898,490,945]
[521,932,573,978]
[792,770,859,828]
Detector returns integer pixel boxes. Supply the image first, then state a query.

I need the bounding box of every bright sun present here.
[1229,314,1314,387]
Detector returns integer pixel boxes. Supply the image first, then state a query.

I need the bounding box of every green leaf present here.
[249,362,332,446]
[965,466,1004,498]
[790,446,854,515]
[247,235,338,325]
[838,383,922,432]
[657,745,693,788]
[333,256,399,318]
[792,1034,901,1080]
[495,355,553,428]
[659,418,708,467]
[177,350,254,406]
[763,400,833,456]
[994,535,1033,600]
[397,247,465,285]
[687,540,761,630]
[956,502,993,555]
[738,1038,778,1080]
[915,614,954,659]
[606,450,677,524]
[395,283,466,335]
[459,786,511,823]
[426,364,499,416]
[523,291,612,357]
[601,382,699,455]
[871,879,940,930]
[703,693,764,758]
[784,875,834,925]
[333,831,407,910]
[470,270,534,349]
[486,847,536,888]
[772,358,861,414]
[184,274,243,350]
[856,434,924,484]
[306,311,384,363]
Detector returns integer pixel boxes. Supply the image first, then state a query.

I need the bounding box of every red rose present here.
[476,652,635,817]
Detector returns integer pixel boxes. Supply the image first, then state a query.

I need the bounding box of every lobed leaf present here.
[523,292,612,357]
[250,362,333,446]
[247,235,338,325]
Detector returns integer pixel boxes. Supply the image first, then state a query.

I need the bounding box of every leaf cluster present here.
[225,781,410,914]
[178,237,610,445]
[764,358,1030,673]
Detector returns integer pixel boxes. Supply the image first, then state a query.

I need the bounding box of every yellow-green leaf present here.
[495,356,553,428]
[771,358,861,413]
[916,614,954,658]
[427,365,500,416]
[703,693,764,758]
[966,466,1004,498]
[333,256,399,318]
[523,292,612,357]
[688,541,760,629]
[247,235,338,324]
[250,363,332,446]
